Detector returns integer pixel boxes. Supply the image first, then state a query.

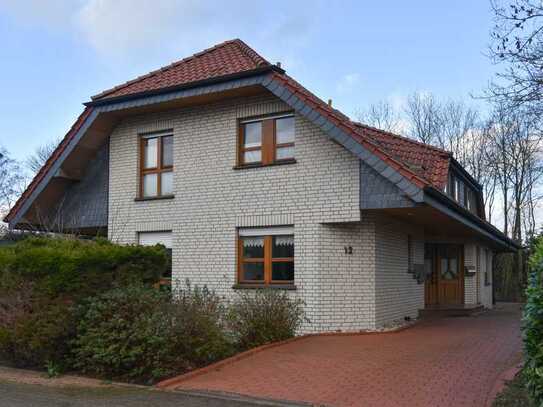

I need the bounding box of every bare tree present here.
[0,146,26,217]
[489,0,543,114]
[404,92,443,144]
[26,139,60,174]
[355,100,403,133]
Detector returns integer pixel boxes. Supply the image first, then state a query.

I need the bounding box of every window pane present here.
[243,122,262,148]
[272,262,294,281]
[144,138,158,168]
[276,146,295,160]
[164,248,172,278]
[276,116,295,144]
[242,262,264,281]
[161,171,173,195]
[242,236,264,258]
[272,235,294,258]
[143,173,158,197]
[162,136,173,167]
[243,150,261,163]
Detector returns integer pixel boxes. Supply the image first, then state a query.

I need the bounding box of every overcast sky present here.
[0,0,498,163]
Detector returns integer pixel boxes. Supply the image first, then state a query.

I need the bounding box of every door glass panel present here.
[440,245,459,280]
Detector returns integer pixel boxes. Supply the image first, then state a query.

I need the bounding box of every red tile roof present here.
[92,39,271,100]
[353,123,451,189]
[269,73,451,189]
[4,39,452,224]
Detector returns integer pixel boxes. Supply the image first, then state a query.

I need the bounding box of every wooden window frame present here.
[139,133,173,198]
[237,113,295,167]
[237,234,294,286]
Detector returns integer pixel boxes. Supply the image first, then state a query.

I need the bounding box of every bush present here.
[227,289,306,350]
[0,236,169,370]
[523,268,543,405]
[0,236,167,299]
[73,284,233,384]
[169,282,234,368]
[0,282,76,368]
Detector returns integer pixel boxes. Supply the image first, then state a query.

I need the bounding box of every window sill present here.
[232,283,297,290]
[233,159,296,170]
[134,195,175,202]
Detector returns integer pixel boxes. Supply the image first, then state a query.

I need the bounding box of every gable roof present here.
[3,39,454,227]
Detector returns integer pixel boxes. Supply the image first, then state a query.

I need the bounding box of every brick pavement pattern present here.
[167,303,522,407]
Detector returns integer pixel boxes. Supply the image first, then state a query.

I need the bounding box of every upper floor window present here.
[140,133,173,198]
[238,114,295,166]
[446,172,480,216]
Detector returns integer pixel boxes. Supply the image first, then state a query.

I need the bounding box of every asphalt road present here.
[0,380,294,407]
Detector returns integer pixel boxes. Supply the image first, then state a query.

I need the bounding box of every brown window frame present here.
[237,233,294,286]
[237,113,295,167]
[139,133,173,198]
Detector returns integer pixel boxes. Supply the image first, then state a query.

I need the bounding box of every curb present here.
[157,321,418,389]
[485,360,523,407]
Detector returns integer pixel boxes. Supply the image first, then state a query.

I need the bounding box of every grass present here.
[492,373,535,407]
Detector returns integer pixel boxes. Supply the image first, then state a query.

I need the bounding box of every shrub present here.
[169,282,234,368]
[0,236,169,370]
[227,289,306,350]
[523,268,543,405]
[72,285,172,383]
[73,284,233,384]
[0,282,76,368]
[0,236,167,299]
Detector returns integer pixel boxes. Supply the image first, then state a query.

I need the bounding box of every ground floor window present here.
[138,231,172,286]
[238,226,294,285]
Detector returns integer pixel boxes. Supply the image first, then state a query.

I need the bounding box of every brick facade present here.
[107,92,494,333]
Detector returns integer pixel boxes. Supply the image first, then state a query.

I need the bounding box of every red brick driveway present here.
[164,303,522,407]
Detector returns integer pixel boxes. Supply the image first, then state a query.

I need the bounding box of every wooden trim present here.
[237,232,294,285]
[139,134,174,198]
[237,112,295,167]
[233,159,296,170]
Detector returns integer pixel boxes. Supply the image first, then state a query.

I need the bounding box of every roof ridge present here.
[353,122,452,156]
[92,39,268,100]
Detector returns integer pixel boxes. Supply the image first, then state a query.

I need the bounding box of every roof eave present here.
[87,65,285,106]
[423,186,520,251]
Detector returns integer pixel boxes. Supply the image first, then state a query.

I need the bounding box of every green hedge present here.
[0,236,307,384]
[0,236,168,369]
[523,265,543,404]
[0,236,167,298]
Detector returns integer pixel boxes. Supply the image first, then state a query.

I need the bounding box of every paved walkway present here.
[166,303,522,407]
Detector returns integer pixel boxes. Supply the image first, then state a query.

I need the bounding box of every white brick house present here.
[5,40,518,333]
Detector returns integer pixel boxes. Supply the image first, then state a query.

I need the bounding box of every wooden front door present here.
[425,244,464,306]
